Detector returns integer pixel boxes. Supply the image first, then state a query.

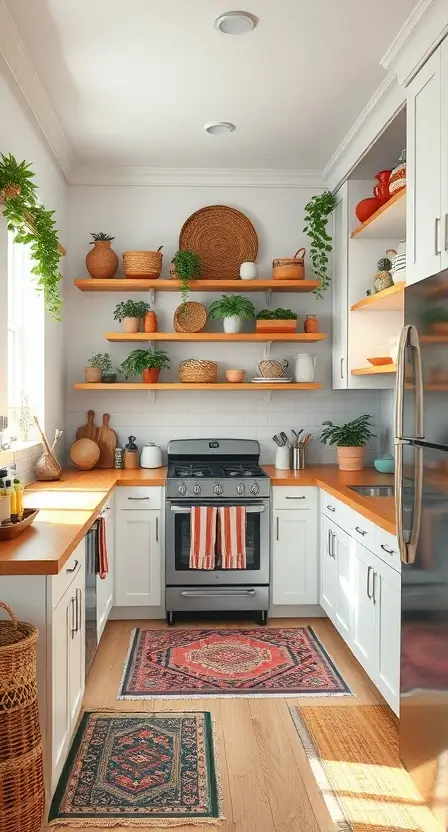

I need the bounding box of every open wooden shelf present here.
[420,335,448,343]
[73,382,321,391]
[350,281,405,312]
[351,364,397,376]
[105,332,328,344]
[351,189,406,240]
[74,278,321,293]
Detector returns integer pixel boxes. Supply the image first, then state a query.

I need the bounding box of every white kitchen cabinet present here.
[332,183,349,389]
[96,497,115,639]
[320,513,338,620]
[352,541,378,675]
[334,525,352,640]
[441,39,448,272]
[115,501,162,607]
[272,506,318,605]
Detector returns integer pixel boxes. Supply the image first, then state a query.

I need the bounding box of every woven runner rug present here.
[118,626,351,699]
[48,711,224,827]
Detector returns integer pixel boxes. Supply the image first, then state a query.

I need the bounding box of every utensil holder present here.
[275,445,291,470]
[292,447,305,470]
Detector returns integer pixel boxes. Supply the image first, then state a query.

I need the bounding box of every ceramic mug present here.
[258,359,288,378]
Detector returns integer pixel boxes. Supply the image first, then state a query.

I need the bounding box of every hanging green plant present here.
[0,153,63,319]
[303,191,336,299]
[171,250,202,304]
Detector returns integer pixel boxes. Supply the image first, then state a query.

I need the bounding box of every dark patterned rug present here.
[118,627,352,699]
[48,711,224,827]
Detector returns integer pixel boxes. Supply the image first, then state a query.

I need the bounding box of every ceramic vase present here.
[337,446,365,472]
[144,311,158,332]
[86,240,118,279]
[240,262,258,280]
[223,316,242,334]
[85,367,102,383]
[123,317,140,333]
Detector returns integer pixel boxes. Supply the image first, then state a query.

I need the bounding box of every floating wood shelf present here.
[351,364,397,376]
[350,282,405,312]
[351,189,406,240]
[74,278,321,293]
[73,382,321,391]
[105,332,328,344]
[420,335,448,343]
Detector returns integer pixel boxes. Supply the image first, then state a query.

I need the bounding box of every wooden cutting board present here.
[76,410,99,442]
[97,414,117,469]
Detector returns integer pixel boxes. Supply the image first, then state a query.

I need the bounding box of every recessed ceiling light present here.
[214,11,257,35]
[205,122,236,135]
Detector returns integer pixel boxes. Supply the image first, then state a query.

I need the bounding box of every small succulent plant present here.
[377,257,392,272]
[90,232,115,243]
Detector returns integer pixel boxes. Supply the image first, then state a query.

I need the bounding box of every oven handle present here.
[180,589,256,597]
[170,505,265,514]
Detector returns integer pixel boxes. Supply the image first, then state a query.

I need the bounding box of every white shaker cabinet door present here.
[115,509,161,607]
[272,509,318,605]
[334,526,353,642]
[320,514,338,623]
[331,184,349,389]
[68,565,85,730]
[352,542,377,678]
[96,502,115,639]
[376,559,401,715]
[441,38,448,272]
[51,592,71,788]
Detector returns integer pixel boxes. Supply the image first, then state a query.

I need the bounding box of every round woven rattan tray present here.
[179,205,258,280]
[173,301,207,333]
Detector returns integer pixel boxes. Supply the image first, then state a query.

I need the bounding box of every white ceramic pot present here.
[240,261,258,280]
[140,442,163,468]
[294,353,316,382]
[223,316,242,334]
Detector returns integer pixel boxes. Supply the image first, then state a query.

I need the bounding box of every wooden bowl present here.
[367,357,393,366]
[70,438,100,470]
[226,369,245,383]
[0,509,40,540]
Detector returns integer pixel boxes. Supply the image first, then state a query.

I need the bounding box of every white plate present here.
[250,377,293,383]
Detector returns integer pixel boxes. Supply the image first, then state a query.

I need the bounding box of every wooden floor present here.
[53,618,387,832]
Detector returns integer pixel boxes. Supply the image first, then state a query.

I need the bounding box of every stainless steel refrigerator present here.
[396,270,448,828]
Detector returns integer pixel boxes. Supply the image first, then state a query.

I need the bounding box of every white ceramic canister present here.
[240,262,258,280]
[275,444,291,470]
[140,442,163,468]
[294,353,316,382]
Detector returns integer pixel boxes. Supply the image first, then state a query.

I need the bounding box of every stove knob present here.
[250,482,259,496]
[177,483,187,495]
[192,484,201,495]
[213,484,223,496]
[236,483,245,495]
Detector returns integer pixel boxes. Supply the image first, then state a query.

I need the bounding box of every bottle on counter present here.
[0,469,10,524]
[4,479,17,521]
[14,478,24,521]
[123,436,139,469]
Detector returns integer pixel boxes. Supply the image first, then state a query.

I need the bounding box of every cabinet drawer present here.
[374,527,401,573]
[52,540,84,609]
[116,486,162,510]
[320,491,350,529]
[346,508,376,551]
[272,486,317,510]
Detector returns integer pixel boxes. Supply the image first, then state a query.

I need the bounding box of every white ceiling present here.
[6,0,416,170]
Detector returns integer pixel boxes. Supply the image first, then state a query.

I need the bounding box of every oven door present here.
[165,500,270,586]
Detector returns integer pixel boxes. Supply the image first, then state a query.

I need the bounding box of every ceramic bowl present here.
[367,357,393,366]
[226,369,245,383]
[374,456,395,474]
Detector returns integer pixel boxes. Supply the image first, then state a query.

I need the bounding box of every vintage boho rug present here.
[48,711,224,827]
[289,704,441,832]
[118,627,351,699]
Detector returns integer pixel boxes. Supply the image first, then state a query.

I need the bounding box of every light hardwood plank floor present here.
[51,617,386,832]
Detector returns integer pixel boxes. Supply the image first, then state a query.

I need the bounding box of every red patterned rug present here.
[118,627,351,699]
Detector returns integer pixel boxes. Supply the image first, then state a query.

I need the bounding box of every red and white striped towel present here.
[218,506,247,569]
[189,506,218,569]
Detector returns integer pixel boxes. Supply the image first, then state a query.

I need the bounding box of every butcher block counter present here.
[0,465,395,576]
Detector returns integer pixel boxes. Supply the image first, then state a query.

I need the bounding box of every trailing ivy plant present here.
[0,153,63,319]
[171,250,202,304]
[303,191,336,299]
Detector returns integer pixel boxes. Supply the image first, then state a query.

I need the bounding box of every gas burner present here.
[223,465,265,478]
[174,465,215,478]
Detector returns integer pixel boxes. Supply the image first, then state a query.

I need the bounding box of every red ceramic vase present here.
[355,196,382,223]
[143,368,160,383]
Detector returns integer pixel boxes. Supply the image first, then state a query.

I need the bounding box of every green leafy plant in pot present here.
[113,300,151,333]
[171,250,202,304]
[320,414,375,471]
[119,348,170,383]
[256,308,298,333]
[85,353,112,383]
[303,191,336,298]
[208,295,255,333]
[421,306,448,335]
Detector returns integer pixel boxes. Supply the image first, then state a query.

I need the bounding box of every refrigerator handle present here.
[394,325,409,440]
[407,445,424,566]
[395,441,407,564]
[410,325,424,440]
[394,325,424,440]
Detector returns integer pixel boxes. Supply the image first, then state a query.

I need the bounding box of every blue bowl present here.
[374,457,395,474]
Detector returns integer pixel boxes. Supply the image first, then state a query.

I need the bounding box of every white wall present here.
[65,183,383,464]
[0,56,67,442]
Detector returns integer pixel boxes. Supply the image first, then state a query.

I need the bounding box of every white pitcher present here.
[294,353,316,382]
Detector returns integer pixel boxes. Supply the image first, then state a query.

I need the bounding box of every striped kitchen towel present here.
[218,506,247,569]
[189,505,218,569]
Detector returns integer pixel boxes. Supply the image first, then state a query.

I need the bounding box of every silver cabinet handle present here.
[327,505,335,513]
[66,559,79,574]
[70,596,77,639]
[76,588,82,632]
[380,543,395,555]
[156,516,159,542]
[435,217,441,255]
[355,526,367,536]
[327,528,332,558]
[276,516,279,541]
[445,213,448,252]
[340,357,344,379]
[128,496,150,501]
[285,496,306,500]
[180,589,256,598]
[372,571,377,605]
[366,565,372,600]
[331,531,336,559]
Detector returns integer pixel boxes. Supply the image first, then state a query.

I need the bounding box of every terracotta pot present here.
[86,240,118,279]
[144,311,158,333]
[304,315,319,333]
[337,446,366,472]
[123,316,140,333]
[355,196,382,223]
[84,367,102,383]
[143,368,160,383]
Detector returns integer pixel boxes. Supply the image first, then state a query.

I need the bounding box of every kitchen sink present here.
[348,485,395,498]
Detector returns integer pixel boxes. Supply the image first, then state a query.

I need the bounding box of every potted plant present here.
[208,295,255,333]
[320,415,375,472]
[85,353,112,383]
[171,250,202,304]
[303,191,336,298]
[0,153,63,319]
[256,308,298,333]
[421,307,448,335]
[119,348,170,383]
[86,232,118,279]
[113,300,151,333]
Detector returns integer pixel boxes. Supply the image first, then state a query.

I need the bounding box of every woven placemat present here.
[180,205,258,280]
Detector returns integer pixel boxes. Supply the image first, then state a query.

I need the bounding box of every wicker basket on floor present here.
[179,359,218,383]
[0,601,44,832]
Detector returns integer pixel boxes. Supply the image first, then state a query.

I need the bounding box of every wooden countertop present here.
[0,464,395,576]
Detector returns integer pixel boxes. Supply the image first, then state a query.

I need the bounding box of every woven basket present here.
[174,302,207,333]
[179,360,218,383]
[0,602,44,832]
[272,248,306,280]
[179,205,258,280]
[123,246,163,279]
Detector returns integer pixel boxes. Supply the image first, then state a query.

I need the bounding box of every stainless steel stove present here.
[165,439,270,625]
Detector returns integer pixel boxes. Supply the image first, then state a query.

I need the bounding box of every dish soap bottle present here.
[4,479,17,522]
[14,478,24,521]
[0,469,10,524]
[123,436,139,469]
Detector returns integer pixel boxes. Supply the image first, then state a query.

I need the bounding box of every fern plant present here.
[208,295,255,320]
[303,191,336,299]
[320,415,375,447]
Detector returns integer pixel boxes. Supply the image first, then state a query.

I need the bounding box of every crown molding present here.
[381,0,448,86]
[323,74,405,192]
[71,165,325,189]
[0,0,75,180]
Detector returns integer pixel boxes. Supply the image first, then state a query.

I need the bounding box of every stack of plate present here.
[391,242,406,280]
[250,377,292,383]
